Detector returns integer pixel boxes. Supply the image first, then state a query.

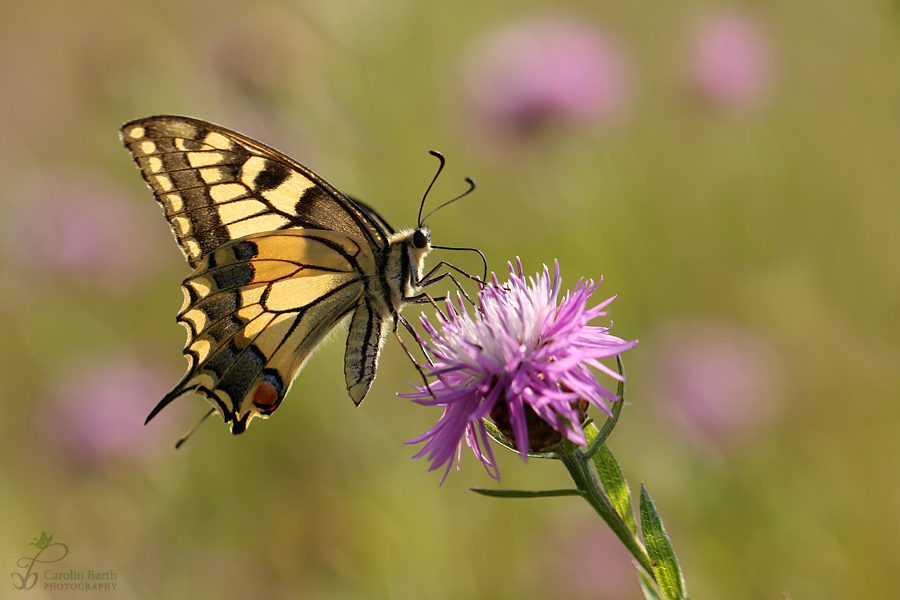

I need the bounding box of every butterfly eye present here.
[413,229,429,249]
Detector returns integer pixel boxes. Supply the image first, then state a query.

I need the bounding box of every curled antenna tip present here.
[421,176,476,226]
[418,151,448,227]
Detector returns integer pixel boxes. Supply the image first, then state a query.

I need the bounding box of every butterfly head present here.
[410,226,433,278]
[389,226,432,259]
[413,228,430,250]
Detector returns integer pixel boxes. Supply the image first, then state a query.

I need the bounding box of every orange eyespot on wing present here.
[252,381,280,411]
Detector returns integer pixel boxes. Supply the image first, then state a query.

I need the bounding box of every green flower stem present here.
[558,447,656,579]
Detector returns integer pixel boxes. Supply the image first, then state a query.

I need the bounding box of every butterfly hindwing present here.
[119,115,388,268]
[148,229,377,432]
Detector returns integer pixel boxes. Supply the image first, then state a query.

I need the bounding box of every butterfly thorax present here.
[379,227,432,313]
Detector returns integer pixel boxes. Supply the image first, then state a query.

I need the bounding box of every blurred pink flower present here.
[649,321,783,448]
[4,176,162,291]
[464,16,630,140]
[42,357,180,465]
[690,12,773,108]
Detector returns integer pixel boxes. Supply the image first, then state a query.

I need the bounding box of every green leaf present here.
[638,571,664,600]
[640,485,688,600]
[470,488,584,499]
[482,418,509,447]
[590,443,637,535]
[482,418,511,448]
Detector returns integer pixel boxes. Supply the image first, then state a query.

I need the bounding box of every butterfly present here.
[120,115,474,435]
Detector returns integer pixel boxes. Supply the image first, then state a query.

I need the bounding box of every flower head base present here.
[402,259,637,481]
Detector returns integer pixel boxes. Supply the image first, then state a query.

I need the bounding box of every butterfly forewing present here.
[119,115,388,268]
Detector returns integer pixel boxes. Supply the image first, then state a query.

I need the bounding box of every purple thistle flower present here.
[402,259,637,482]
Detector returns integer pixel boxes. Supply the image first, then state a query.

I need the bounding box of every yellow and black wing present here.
[147,229,377,433]
[119,115,389,268]
[120,115,401,434]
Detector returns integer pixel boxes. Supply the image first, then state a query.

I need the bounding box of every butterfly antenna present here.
[420,177,476,227]
[418,150,446,227]
[174,408,216,449]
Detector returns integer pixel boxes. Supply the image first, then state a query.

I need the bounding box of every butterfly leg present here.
[404,291,450,321]
[396,313,436,366]
[394,314,439,398]
[419,260,487,307]
[413,270,478,309]
[444,272,478,308]
[418,260,486,289]
[407,289,446,305]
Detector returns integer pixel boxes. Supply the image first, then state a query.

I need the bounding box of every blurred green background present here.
[1,0,898,598]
